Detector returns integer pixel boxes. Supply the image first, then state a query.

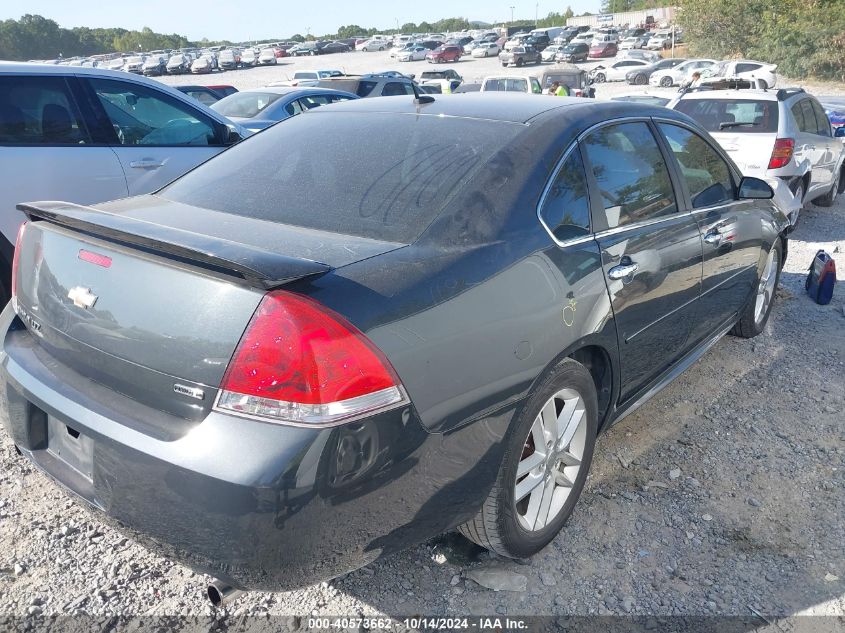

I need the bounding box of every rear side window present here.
[161,111,521,243]
[357,81,378,97]
[212,92,282,118]
[485,78,528,92]
[659,124,735,209]
[0,76,90,145]
[539,148,591,242]
[382,82,414,96]
[674,99,779,134]
[582,121,677,229]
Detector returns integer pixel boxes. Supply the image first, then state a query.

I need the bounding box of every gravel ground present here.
[1,53,844,627]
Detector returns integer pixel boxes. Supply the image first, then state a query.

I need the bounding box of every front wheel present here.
[458,358,597,558]
[594,72,606,83]
[660,76,673,87]
[731,239,782,338]
[635,73,647,85]
[515,58,524,67]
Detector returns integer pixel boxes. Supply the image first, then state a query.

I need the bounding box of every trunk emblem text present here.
[67,286,98,309]
[174,384,205,401]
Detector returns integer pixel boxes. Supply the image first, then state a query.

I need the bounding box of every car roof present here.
[310,93,675,125]
[240,86,356,98]
[674,88,780,101]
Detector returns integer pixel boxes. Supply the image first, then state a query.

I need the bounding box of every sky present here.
[7,1,601,42]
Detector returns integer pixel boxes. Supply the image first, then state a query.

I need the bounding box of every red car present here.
[426,45,462,63]
[589,42,618,58]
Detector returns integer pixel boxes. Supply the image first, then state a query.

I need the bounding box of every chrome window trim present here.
[535,142,593,247]
[593,208,695,239]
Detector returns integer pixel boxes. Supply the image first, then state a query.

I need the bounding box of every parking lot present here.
[1,166,843,625]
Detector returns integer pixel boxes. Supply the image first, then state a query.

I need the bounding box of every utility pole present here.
[536,2,539,23]
[510,5,515,23]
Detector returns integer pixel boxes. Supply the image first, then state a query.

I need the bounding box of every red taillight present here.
[10,222,27,301]
[78,249,112,268]
[768,138,794,170]
[216,291,405,425]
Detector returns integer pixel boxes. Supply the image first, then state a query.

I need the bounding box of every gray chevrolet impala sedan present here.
[0,94,788,601]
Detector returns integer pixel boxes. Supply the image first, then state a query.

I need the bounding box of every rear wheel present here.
[457,358,597,558]
[731,240,782,338]
[815,169,840,207]
[758,79,768,90]
[635,73,647,85]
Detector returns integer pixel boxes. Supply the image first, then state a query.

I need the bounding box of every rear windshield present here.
[674,99,779,133]
[161,111,521,243]
[211,92,283,118]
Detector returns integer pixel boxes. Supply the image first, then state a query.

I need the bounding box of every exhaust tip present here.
[207,579,244,607]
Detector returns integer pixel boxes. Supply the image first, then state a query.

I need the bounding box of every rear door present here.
[792,98,831,193]
[657,121,761,342]
[582,120,703,401]
[809,99,839,188]
[0,74,126,255]
[79,76,228,196]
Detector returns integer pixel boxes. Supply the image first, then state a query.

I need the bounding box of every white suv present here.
[0,63,245,303]
[669,87,845,225]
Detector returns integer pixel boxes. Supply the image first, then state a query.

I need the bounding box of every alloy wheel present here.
[754,247,779,326]
[514,388,587,532]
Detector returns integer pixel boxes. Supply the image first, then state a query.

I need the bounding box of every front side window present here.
[811,100,832,137]
[659,124,735,209]
[539,148,591,242]
[89,78,220,146]
[582,121,677,229]
[0,76,89,145]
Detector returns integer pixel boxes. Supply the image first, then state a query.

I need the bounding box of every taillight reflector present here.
[768,138,794,170]
[78,249,112,268]
[216,291,405,426]
[10,222,27,302]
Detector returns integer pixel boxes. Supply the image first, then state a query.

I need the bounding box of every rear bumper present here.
[0,306,513,590]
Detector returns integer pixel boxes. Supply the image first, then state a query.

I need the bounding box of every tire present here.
[758,79,768,90]
[814,168,840,207]
[516,58,524,67]
[731,239,782,338]
[457,358,598,558]
[635,73,647,85]
[660,76,673,87]
[594,72,606,83]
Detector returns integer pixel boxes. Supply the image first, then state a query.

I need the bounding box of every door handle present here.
[607,261,639,280]
[129,159,164,169]
[704,230,722,246]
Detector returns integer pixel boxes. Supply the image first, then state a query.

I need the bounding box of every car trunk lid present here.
[709,131,776,176]
[13,198,404,421]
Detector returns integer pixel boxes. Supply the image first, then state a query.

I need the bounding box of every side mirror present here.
[835,126,845,138]
[738,176,774,200]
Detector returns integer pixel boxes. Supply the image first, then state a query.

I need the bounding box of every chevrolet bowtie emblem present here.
[67,286,98,309]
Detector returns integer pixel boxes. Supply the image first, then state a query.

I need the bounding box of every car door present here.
[608,60,641,81]
[809,98,839,188]
[80,76,229,196]
[656,121,762,342]
[0,74,127,254]
[581,120,703,401]
[792,98,831,194]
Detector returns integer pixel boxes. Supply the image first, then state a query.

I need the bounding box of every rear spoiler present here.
[18,201,332,290]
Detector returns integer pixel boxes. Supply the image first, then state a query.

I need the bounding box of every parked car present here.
[668,87,845,225]
[288,43,318,57]
[472,42,501,58]
[122,55,145,74]
[555,43,590,63]
[620,35,651,49]
[361,39,390,52]
[0,63,247,304]
[541,45,565,62]
[218,49,241,70]
[820,98,845,130]
[427,46,462,64]
[397,46,428,62]
[207,84,238,98]
[190,56,213,74]
[649,59,717,87]
[240,49,258,66]
[419,69,463,93]
[318,41,353,55]
[525,35,551,51]
[1,94,790,599]
[625,58,686,85]
[610,93,670,106]
[166,54,192,75]
[141,56,166,77]
[700,60,779,90]
[646,29,678,50]
[617,49,661,63]
[590,59,650,83]
[315,74,417,98]
[589,41,618,58]
[499,46,541,68]
[175,85,229,106]
[270,69,345,87]
[390,42,416,58]
[211,87,357,132]
[480,75,542,93]
[258,48,278,65]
